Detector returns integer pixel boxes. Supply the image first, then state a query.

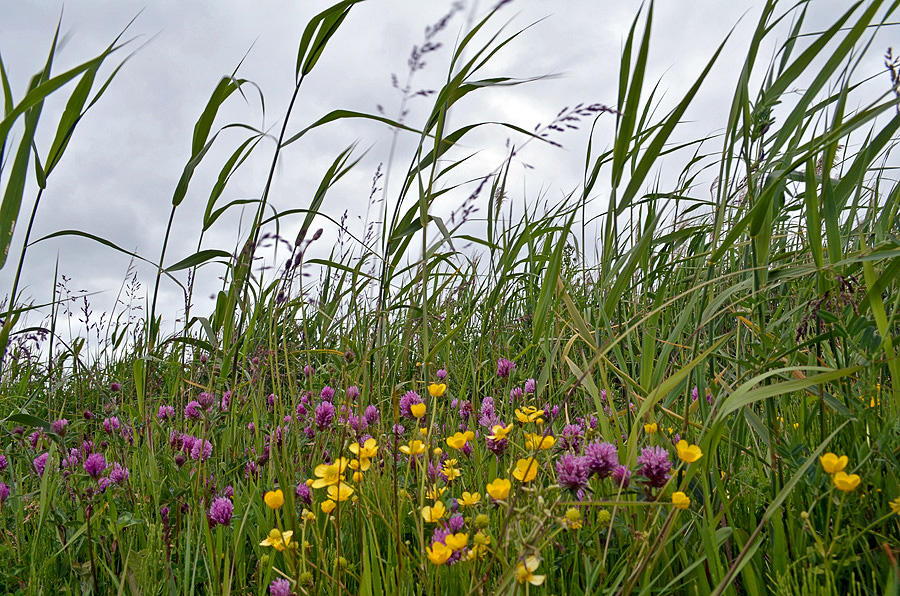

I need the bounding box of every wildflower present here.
[513,458,539,483]
[260,528,293,551]
[422,501,446,522]
[496,358,516,378]
[0,454,6,471]
[597,509,611,526]
[320,386,335,401]
[410,403,427,419]
[675,440,703,463]
[890,496,900,516]
[556,454,589,496]
[190,439,213,461]
[562,507,582,530]
[426,541,452,565]
[637,446,671,488]
[442,460,461,482]
[426,486,447,500]
[103,417,120,433]
[109,463,130,485]
[349,438,378,470]
[51,419,68,436]
[110,382,121,392]
[457,491,481,507]
[428,383,447,398]
[184,401,202,420]
[208,497,234,526]
[364,405,380,426]
[524,378,536,393]
[436,368,448,381]
[833,471,861,493]
[400,390,424,419]
[0,482,9,504]
[269,578,292,596]
[611,464,632,488]
[399,440,426,456]
[314,401,336,430]
[264,489,284,509]
[515,406,544,424]
[445,532,468,551]
[326,483,354,502]
[83,453,107,479]
[296,483,312,505]
[584,440,618,478]
[644,422,658,434]
[672,491,691,510]
[321,500,337,514]
[347,385,360,400]
[487,423,513,441]
[487,478,511,500]
[524,432,555,451]
[446,431,475,450]
[157,405,174,421]
[301,508,316,522]
[819,453,848,475]
[33,453,50,477]
[312,458,350,488]
[514,556,545,585]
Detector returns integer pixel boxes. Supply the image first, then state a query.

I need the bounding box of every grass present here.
[1,0,900,594]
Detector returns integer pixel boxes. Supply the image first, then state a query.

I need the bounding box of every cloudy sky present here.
[0,0,891,345]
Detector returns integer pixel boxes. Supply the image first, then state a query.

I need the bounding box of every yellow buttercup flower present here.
[421,501,446,522]
[487,423,513,441]
[327,483,354,502]
[486,478,511,500]
[426,485,447,500]
[321,499,336,514]
[428,383,447,398]
[445,532,468,551]
[410,402,427,419]
[349,438,378,470]
[833,471,860,493]
[524,432,555,451]
[301,509,315,522]
[819,453,848,475]
[890,496,900,516]
[264,489,284,509]
[512,458,539,483]
[515,556,545,585]
[426,541,452,565]
[446,431,475,450]
[399,440,426,456]
[672,491,691,510]
[676,440,703,463]
[311,458,350,489]
[260,528,293,551]
[644,422,658,434]
[457,491,481,507]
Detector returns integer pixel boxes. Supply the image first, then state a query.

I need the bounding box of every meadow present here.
[1,0,900,594]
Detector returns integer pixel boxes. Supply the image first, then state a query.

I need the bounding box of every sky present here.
[0,0,892,349]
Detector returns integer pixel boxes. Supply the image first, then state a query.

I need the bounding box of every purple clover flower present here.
[314,401,335,430]
[158,405,175,421]
[0,482,9,503]
[84,453,107,479]
[320,386,335,401]
[184,401,202,420]
[51,419,68,436]
[269,578,291,596]
[33,452,50,477]
[296,483,312,505]
[197,392,216,409]
[436,368,448,381]
[364,405,380,426]
[496,357,516,378]
[208,496,234,527]
[109,463,130,485]
[637,445,671,488]
[347,385,360,401]
[524,378,536,393]
[556,454,590,498]
[584,440,618,478]
[611,464,632,488]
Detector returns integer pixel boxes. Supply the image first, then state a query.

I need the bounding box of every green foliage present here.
[2,0,900,594]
